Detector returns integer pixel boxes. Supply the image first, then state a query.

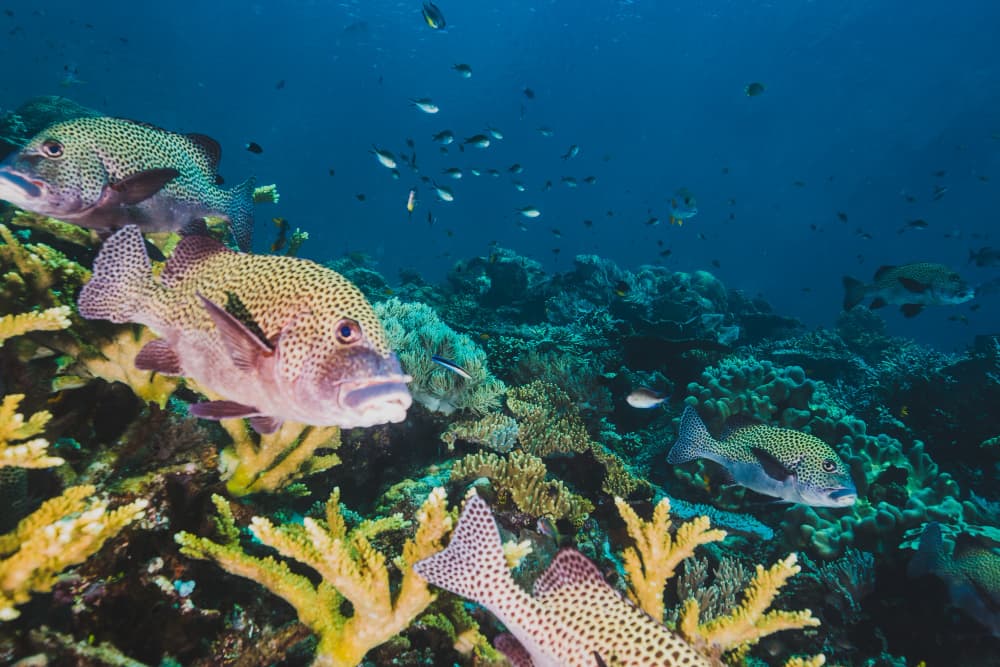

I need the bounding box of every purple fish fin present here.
[134,339,182,375]
[898,277,929,293]
[160,234,230,287]
[225,177,256,252]
[841,275,866,310]
[77,225,155,323]
[103,168,181,206]
[189,399,259,420]
[197,292,272,371]
[493,634,533,667]
[666,405,717,464]
[901,303,925,318]
[186,133,222,170]
[249,415,283,434]
[532,548,607,599]
[750,446,795,482]
[869,297,887,310]
[874,265,897,280]
[413,492,512,605]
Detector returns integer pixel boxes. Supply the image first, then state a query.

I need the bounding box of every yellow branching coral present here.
[7,210,99,247]
[506,381,590,457]
[0,223,90,308]
[0,306,71,345]
[451,450,593,527]
[0,485,147,620]
[176,487,452,667]
[217,417,341,496]
[783,656,826,667]
[678,553,820,660]
[0,394,63,469]
[616,497,727,623]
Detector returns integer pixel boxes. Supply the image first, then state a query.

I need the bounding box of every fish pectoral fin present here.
[750,446,795,482]
[898,277,929,293]
[105,167,181,206]
[189,399,259,420]
[134,339,183,375]
[901,303,925,318]
[869,297,887,309]
[249,415,283,434]
[198,292,273,371]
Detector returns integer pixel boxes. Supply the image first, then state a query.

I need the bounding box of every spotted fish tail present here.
[666,405,719,464]
[77,225,158,323]
[225,177,256,252]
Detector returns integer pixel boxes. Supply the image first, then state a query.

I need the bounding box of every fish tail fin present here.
[77,225,157,323]
[225,177,257,252]
[413,492,516,607]
[908,521,947,578]
[842,275,867,310]
[667,405,718,464]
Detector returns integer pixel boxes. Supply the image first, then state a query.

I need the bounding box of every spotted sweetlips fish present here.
[414,492,710,667]
[842,262,974,318]
[0,116,256,250]
[77,225,412,433]
[667,405,857,508]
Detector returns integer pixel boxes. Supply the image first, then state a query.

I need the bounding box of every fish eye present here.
[40,140,64,158]
[334,318,362,344]
[821,458,837,473]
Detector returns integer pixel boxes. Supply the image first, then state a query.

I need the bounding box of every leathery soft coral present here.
[376,298,505,415]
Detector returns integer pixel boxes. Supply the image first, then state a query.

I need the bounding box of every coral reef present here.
[0,394,63,469]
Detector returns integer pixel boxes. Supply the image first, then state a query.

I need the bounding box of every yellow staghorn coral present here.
[616,496,727,623]
[0,305,71,346]
[783,656,826,667]
[7,209,99,247]
[0,222,90,309]
[216,417,341,496]
[0,484,147,621]
[0,394,63,469]
[678,553,820,661]
[451,450,594,527]
[176,487,452,667]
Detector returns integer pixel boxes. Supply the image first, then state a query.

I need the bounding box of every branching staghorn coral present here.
[376,298,505,415]
[0,484,147,620]
[614,496,821,664]
[0,305,71,345]
[216,417,341,496]
[0,394,63,469]
[451,450,594,527]
[175,487,452,667]
[6,209,99,247]
[0,222,90,311]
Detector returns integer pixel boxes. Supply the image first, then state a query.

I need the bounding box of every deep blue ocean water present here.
[2,0,997,350]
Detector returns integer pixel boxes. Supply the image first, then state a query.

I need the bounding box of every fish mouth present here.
[0,168,43,199]
[338,374,413,424]
[826,487,858,506]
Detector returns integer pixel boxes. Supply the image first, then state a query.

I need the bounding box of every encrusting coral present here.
[175,487,452,667]
[0,485,147,620]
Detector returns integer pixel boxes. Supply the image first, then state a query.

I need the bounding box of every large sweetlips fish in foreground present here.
[77,225,412,433]
[414,492,710,667]
[0,116,256,251]
[667,406,857,508]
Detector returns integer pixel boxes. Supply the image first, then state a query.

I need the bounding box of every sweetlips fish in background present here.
[0,116,257,250]
[842,262,975,318]
[77,225,412,434]
[667,405,857,508]
[414,492,711,667]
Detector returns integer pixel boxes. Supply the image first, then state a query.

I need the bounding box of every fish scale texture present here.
[415,494,710,667]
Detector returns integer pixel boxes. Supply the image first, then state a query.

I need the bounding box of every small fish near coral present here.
[414,492,711,666]
[842,262,975,318]
[667,405,857,507]
[0,116,257,251]
[626,387,668,409]
[77,225,412,434]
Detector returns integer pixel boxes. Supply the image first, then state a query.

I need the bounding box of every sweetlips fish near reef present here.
[414,492,710,667]
[842,262,975,318]
[667,406,857,508]
[77,225,412,434]
[0,116,257,251]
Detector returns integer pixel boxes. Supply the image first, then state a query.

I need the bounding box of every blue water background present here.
[1,0,998,350]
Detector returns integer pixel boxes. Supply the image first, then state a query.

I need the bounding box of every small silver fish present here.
[371,145,397,169]
[626,388,668,409]
[432,182,454,202]
[452,63,472,78]
[561,144,580,160]
[431,354,471,379]
[517,206,541,218]
[410,98,440,114]
[431,130,455,145]
[486,126,504,140]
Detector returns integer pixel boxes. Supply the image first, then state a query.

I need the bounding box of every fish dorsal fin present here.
[533,548,608,599]
[493,634,533,667]
[198,292,273,371]
[751,446,795,482]
[898,276,928,293]
[186,133,222,170]
[160,234,230,288]
[874,265,897,280]
[721,415,759,439]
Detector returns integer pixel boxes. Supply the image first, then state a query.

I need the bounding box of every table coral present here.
[175,487,452,667]
[0,484,147,620]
